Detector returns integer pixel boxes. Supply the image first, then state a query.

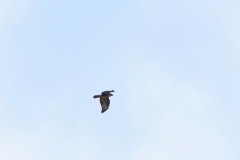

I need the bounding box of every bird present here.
[93,90,114,113]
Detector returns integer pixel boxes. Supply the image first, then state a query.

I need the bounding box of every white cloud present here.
[0,86,103,160]
[0,132,36,160]
[124,59,233,159]
[0,0,32,33]
[0,123,103,160]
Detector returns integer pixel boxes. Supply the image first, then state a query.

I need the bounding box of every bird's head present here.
[109,93,113,97]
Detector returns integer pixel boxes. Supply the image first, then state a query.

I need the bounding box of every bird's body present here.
[93,90,114,113]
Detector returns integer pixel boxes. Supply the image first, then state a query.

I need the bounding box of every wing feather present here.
[100,96,110,113]
[101,90,114,95]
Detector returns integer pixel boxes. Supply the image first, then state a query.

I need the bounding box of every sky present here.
[0,0,240,159]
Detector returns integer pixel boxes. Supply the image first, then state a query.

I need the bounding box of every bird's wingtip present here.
[93,95,100,98]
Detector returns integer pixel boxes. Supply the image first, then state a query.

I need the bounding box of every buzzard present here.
[93,90,114,113]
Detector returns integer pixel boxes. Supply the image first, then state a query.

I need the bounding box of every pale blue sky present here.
[0,0,239,159]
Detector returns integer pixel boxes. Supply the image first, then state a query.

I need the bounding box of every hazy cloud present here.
[125,59,233,160]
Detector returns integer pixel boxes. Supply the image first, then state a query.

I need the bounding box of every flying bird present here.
[93,90,114,113]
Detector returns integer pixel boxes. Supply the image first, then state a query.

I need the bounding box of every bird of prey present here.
[93,90,114,113]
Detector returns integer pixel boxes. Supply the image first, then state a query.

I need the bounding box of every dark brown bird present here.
[93,90,114,113]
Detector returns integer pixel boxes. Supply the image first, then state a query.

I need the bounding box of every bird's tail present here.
[93,95,101,98]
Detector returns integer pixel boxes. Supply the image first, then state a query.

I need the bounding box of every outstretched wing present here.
[101,90,114,95]
[100,96,110,113]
